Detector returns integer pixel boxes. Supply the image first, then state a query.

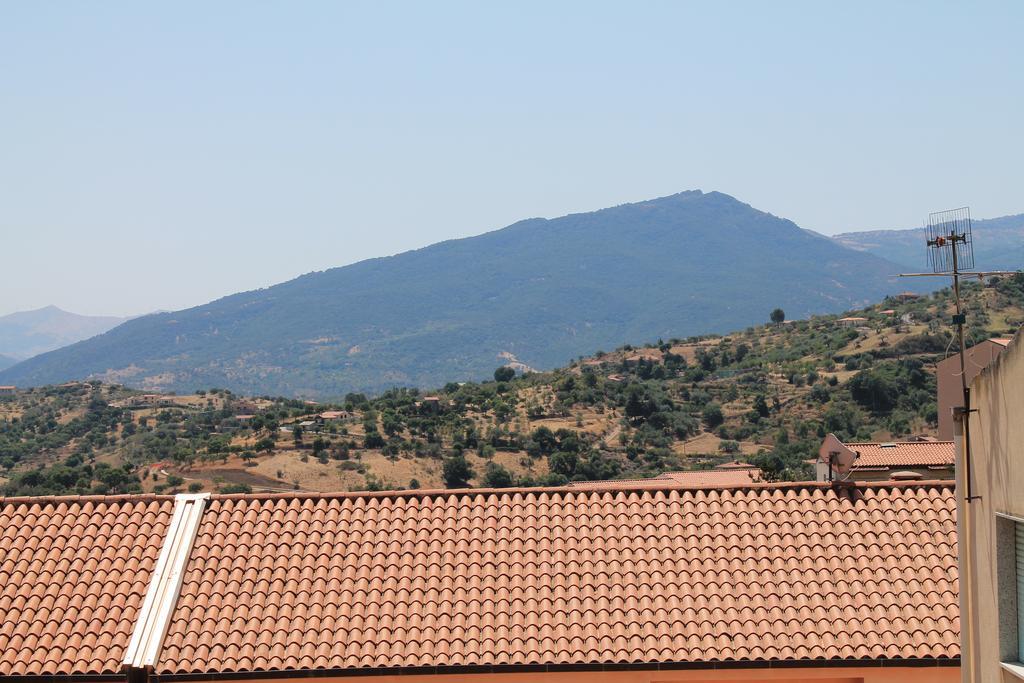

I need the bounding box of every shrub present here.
[442,453,474,488]
[482,462,515,488]
[702,403,724,429]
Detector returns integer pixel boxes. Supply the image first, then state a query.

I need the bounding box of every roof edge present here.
[0,493,178,505]
[151,656,961,681]
[843,441,954,446]
[0,480,957,508]
[208,479,957,503]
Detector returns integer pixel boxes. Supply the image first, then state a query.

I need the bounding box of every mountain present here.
[0,190,933,397]
[834,212,1024,271]
[0,306,127,360]
[0,355,17,372]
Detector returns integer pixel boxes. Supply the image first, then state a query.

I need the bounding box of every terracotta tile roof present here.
[157,482,957,674]
[567,469,763,490]
[0,495,176,676]
[845,441,955,468]
[714,460,758,470]
[657,469,762,486]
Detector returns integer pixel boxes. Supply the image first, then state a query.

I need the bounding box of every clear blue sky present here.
[2,1,1022,317]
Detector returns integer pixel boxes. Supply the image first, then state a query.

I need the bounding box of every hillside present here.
[0,305,127,360]
[3,273,1020,497]
[834,212,1024,271]
[0,191,930,397]
[0,355,16,372]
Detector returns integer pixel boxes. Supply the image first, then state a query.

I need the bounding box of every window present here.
[998,515,1024,664]
[1018,521,1024,662]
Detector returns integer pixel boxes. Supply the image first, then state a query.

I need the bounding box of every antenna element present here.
[927,207,974,273]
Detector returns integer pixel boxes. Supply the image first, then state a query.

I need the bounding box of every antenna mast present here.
[927,208,973,471]
[899,207,1013,502]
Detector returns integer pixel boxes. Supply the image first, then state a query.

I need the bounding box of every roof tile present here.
[157,482,957,674]
[0,496,175,675]
[846,442,955,468]
[568,469,763,489]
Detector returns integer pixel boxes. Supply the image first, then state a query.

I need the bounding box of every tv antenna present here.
[898,207,1015,502]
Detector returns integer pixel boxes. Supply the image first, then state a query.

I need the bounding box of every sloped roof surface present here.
[714,460,758,470]
[156,482,958,674]
[658,469,761,485]
[567,469,761,490]
[0,496,175,675]
[846,441,955,468]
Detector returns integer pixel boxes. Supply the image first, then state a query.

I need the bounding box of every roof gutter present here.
[150,657,961,682]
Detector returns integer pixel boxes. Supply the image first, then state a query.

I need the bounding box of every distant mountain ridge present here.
[834,213,1024,271]
[0,306,127,361]
[0,190,932,397]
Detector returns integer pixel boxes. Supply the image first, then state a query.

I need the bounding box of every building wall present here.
[938,340,1005,440]
[964,333,1024,682]
[243,666,959,683]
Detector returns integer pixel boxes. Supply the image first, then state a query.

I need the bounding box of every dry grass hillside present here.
[2,275,1022,496]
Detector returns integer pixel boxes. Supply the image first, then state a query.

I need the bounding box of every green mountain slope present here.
[0,191,931,397]
[834,212,1024,271]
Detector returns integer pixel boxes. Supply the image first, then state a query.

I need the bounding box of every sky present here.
[2,1,1022,317]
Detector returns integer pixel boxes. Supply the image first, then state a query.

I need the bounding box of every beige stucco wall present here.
[939,340,1005,440]
[964,332,1024,683]
[241,666,958,683]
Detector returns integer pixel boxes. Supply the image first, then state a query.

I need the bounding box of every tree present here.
[292,425,304,446]
[493,366,516,383]
[527,426,559,457]
[624,388,656,422]
[482,462,515,488]
[753,394,770,417]
[770,308,786,325]
[702,403,724,429]
[363,429,386,449]
[549,451,579,477]
[442,453,475,488]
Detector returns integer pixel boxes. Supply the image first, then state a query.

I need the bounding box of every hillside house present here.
[416,396,444,414]
[0,479,958,683]
[110,394,174,409]
[894,291,921,302]
[837,316,869,327]
[936,337,1011,439]
[960,330,1024,681]
[0,385,14,395]
[816,433,954,482]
